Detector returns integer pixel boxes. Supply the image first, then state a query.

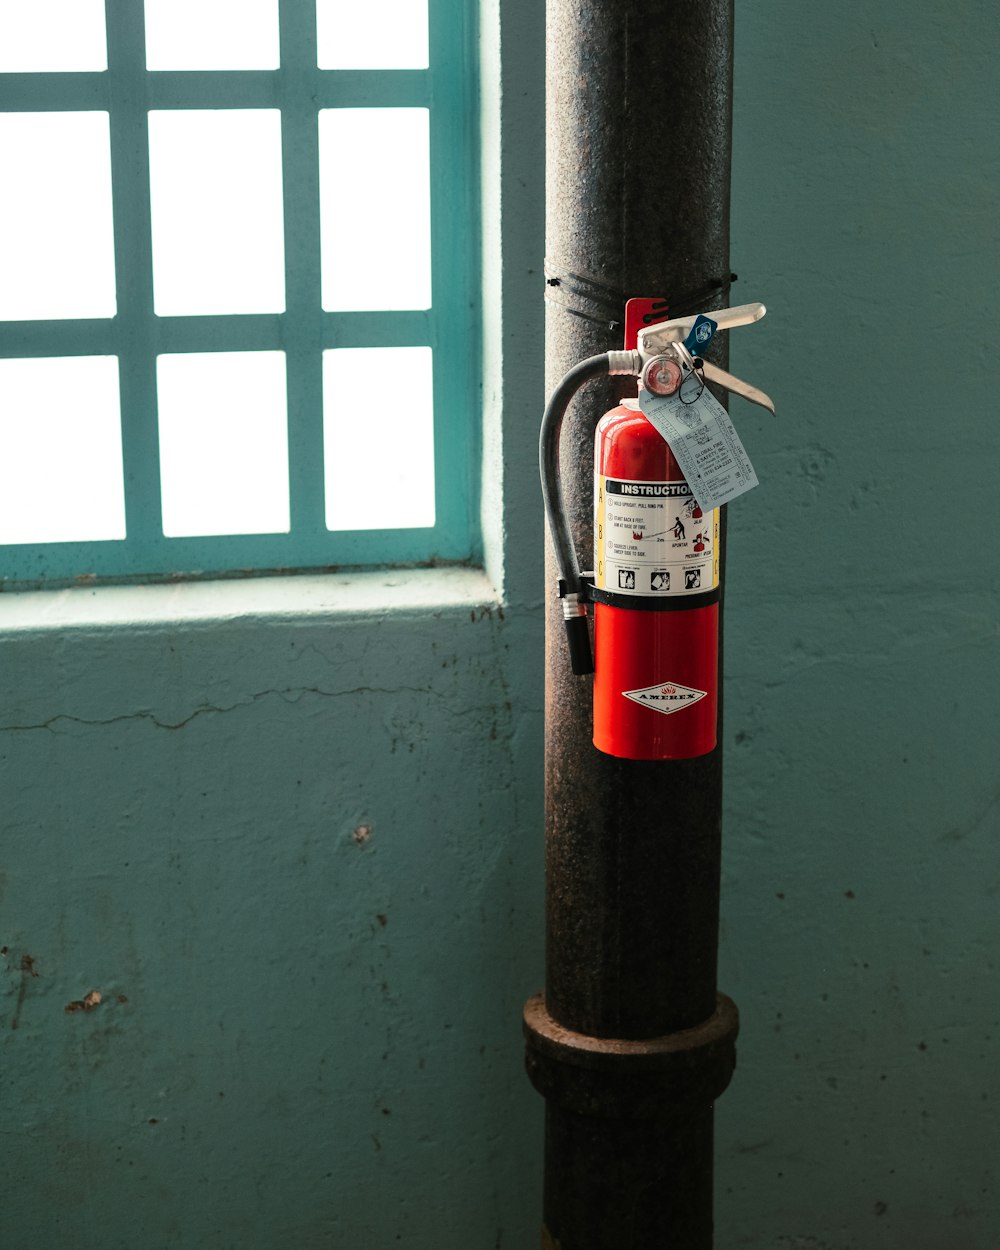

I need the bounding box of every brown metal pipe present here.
[527,3,738,1246]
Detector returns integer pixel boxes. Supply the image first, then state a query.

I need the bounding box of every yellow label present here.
[713,507,720,588]
[596,474,719,596]
[595,474,607,587]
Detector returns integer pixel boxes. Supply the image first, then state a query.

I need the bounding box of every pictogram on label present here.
[622,679,707,716]
[594,475,720,596]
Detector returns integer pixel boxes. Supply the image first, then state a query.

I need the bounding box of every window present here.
[0,0,479,586]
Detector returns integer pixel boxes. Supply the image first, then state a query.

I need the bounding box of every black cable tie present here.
[542,269,738,337]
[641,299,672,323]
[667,273,738,318]
[543,258,624,301]
[544,295,622,332]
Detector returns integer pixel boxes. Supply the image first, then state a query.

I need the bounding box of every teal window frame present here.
[0,0,480,587]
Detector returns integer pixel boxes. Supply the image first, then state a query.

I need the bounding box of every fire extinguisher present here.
[540,299,774,761]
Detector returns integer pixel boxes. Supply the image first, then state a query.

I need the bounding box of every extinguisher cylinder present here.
[593,601,718,759]
[592,402,720,760]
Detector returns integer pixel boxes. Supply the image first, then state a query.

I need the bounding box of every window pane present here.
[316,0,428,69]
[0,357,124,544]
[157,352,289,538]
[0,0,107,72]
[148,110,285,317]
[319,109,430,311]
[144,0,279,71]
[0,113,116,321]
[323,348,434,531]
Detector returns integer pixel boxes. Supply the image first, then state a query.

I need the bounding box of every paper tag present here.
[638,386,759,512]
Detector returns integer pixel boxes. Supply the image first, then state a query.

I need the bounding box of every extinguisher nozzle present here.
[564,614,594,676]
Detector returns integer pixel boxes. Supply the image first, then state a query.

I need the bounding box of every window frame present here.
[0,0,481,588]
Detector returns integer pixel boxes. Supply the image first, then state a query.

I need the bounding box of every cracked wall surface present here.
[1,598,546,1250]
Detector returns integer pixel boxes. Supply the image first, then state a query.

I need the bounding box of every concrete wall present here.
[717,3,999,1247]
[3,2,998,1248]
[0,573,545,1250]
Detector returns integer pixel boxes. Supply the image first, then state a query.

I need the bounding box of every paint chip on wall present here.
[64,990,103,1014]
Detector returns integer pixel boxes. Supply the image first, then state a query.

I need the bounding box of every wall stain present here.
[470,605,505,623]
[10,953,39,1031]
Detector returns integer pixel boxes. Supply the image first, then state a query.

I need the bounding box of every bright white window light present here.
[323,347,434,531]
[157,352,289,537]
[319,108,431,311]
[0,0,107,72]
[148,110,285,317]
[144,0,279,71]
[0,113,116,321]
[0,356,125,544]
[316,0,428,69]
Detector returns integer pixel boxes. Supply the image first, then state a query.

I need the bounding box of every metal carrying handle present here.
[636,302,767,354]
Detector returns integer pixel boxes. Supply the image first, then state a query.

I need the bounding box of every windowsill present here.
[0,565,499,634]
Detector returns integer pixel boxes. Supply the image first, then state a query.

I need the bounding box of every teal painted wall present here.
[2,3,998,1249]
[718,2,999,1247]
[1,578,545,1249]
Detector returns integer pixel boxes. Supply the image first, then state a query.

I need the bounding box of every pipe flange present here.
[523,992,738,1120]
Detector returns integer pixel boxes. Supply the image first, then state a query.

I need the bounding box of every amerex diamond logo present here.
[622,679,707,717]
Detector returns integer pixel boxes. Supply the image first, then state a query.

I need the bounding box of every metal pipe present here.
[525,3,738,1246]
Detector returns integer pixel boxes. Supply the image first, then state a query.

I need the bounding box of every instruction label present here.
[595,475,720,597]
[638,386,759,513]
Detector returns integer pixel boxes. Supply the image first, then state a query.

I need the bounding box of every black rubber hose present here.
[538,354,611,595]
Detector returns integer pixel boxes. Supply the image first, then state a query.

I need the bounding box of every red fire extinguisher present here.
[540,299,774,761]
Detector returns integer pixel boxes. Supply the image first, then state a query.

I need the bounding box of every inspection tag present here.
[638,386,759,512]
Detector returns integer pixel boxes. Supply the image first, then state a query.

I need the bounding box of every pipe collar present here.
[523,992,739,1120]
